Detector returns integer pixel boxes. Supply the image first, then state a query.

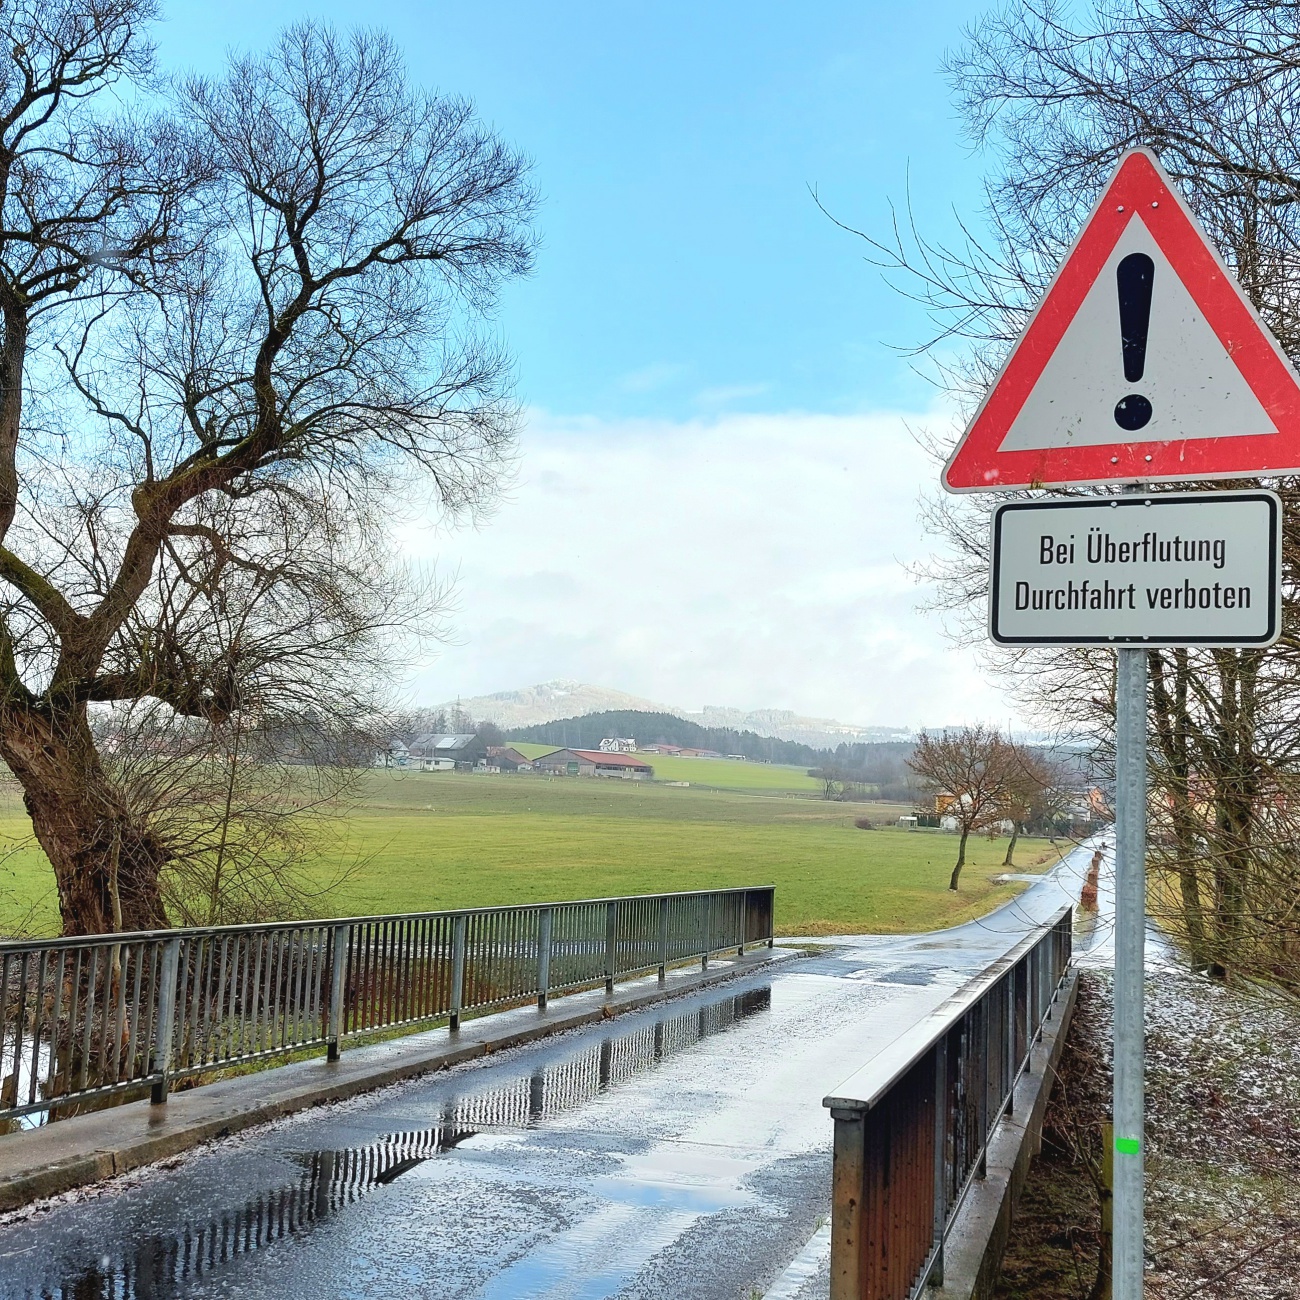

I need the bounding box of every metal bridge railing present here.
[822,906,1073,1300]
[0,885,775,1124]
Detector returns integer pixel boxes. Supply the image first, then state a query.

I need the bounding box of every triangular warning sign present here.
[943,148,1300,491]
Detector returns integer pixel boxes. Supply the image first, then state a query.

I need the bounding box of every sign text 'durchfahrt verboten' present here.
[989,491,1280,645]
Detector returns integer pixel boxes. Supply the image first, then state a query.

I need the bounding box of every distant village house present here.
[533,748,654,780]
[374,733,487,771]
[375,739,411,769]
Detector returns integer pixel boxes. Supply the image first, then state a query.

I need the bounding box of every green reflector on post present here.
[1115,1136,1141,1156]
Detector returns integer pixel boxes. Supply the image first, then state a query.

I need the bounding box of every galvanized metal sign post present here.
[943,147,1298,1300]
[1112,637,1147,1293]
[988,486,1280,1291]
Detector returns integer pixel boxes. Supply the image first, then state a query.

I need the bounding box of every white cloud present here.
[394,408,1017,728]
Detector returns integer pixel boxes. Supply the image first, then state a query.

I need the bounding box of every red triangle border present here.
[943,150,1300,491]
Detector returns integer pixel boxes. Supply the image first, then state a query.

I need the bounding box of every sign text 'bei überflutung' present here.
[989,491,1280,646]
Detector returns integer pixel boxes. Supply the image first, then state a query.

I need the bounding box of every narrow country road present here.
[0,844,1097,1300]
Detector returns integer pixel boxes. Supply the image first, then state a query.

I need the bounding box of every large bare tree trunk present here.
[1003,823,1020,867]
[950,829,969,891]
[1150,649,1210,972]
[1201,650,1261,984]
[0,706,169,934]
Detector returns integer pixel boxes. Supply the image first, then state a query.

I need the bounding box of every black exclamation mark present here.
[1114,252,1154,431]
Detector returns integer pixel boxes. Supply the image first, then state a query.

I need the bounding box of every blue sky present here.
[160,1,1013,726]
[163,0,989,420]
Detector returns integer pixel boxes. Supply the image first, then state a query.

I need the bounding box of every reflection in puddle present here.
[452,985,771,1131]
[25,986,772,1299]
[39,1126,474,1300]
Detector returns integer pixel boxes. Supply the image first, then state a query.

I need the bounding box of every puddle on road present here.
[15,986,771,1299]
[873,965,937,986]
[474,1117,764,1299]
[844,963,939,986]
[27,1126,475,1300]
[452,985,771,1131]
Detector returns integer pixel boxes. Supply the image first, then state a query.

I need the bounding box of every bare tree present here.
[474,720,505,749]
[0,12,536,934]
[812,766,844,800]
[1000,746,1073,866]
[94,698,377,926]
[837,0,1300,993]
[999,745,1040,869]
[907,725,1016,889]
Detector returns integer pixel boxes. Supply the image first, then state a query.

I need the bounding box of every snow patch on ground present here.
[1087,968,1300,1296]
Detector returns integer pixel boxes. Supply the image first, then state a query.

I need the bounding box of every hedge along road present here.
[0,847,1095,1300]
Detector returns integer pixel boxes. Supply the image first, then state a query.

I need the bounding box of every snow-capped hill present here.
[437,681,912,748]
[439,681,675,731]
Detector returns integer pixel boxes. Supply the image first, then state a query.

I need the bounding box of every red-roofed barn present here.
[533,748,654,780]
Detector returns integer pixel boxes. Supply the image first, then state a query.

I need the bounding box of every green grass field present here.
[506,744,823,792]
[0,770,1064,938]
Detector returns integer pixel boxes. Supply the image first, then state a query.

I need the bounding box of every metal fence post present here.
[702,893,714,971]
[449,914,467,1032]
[931,1037,948,1286]
[151,937,182,1104]
[604,901,616,996]
[737,890,745,957]
[657,896,669,983]
[1022,955,1033,1076]
[327,925,349,1062]
[829,1108,865,1300]
[1006,974,1016,1118]
[537,907,553,1011]
[978,1001,990,1178]
[1031,949,1042,1048]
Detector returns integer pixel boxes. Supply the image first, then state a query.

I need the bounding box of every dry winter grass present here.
[1144,972,1300,1297]
[997,969,1300,1299]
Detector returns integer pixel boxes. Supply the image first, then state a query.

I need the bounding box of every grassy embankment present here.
[995,970,1300,1299]
[0,756,1062,938]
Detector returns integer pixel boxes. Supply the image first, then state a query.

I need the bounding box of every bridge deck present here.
[0,850,1091,1300]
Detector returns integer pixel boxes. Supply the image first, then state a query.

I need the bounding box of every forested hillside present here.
[506,710,920,774]
[507,710,820,763]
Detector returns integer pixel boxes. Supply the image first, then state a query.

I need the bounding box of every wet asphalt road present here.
[0,844,1095,1300]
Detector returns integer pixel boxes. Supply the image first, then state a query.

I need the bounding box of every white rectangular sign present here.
[990,491,1280,646]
